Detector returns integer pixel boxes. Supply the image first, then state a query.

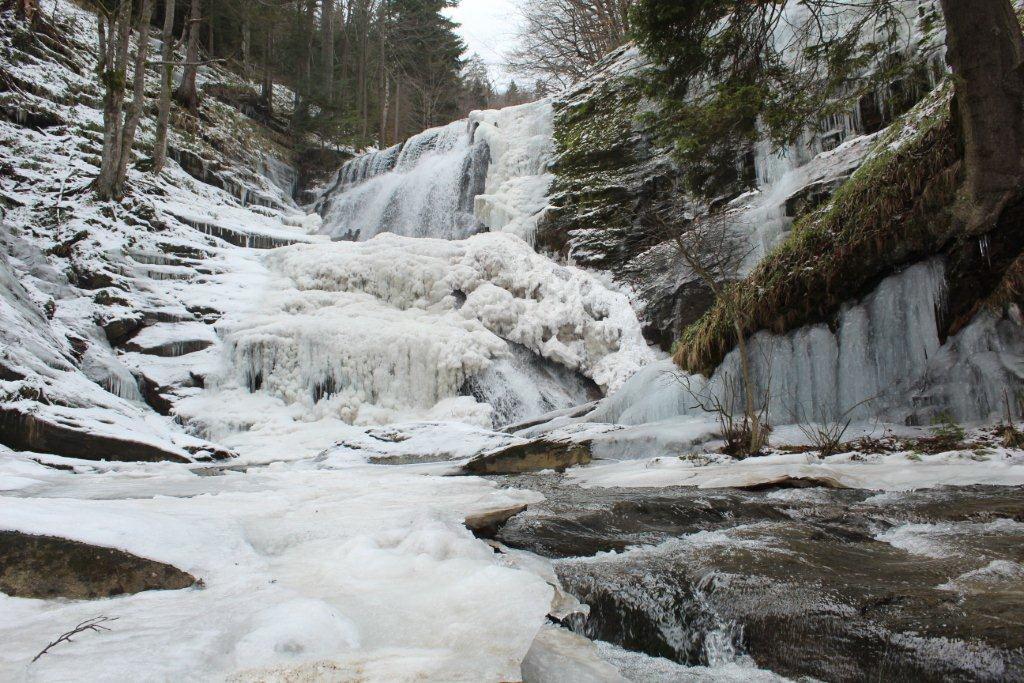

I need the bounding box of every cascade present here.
[319,100,554,244]
[218,231,653,427]
[463,343,600,429]
[274,100,598,427]
[319,120,490,241]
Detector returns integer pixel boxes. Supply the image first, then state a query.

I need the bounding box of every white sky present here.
[443,0,522,87]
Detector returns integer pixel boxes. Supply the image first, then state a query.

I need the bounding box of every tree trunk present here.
[110,0,155,197]
[174,0,201,113]
[940,0,1024,232]
[321,0,334,100]
[95,1,133,201]
[262,32,274,118]
[206,9,213,57]
[3,0,38,24]
[152,0,176,174]
[241,14,250,71]
[394,77,401,143]
[732,320,765,456]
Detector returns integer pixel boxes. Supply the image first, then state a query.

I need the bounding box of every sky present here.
[443,0,521,87]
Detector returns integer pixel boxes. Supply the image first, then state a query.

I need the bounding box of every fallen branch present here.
[32,616,118,663]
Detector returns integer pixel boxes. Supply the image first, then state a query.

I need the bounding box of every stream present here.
[495,475,1024,681]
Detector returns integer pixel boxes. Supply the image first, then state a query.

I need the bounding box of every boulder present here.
[464,504,528,539]
[0,531,196,599]
[463,439,591,475]
[0,406,191,463]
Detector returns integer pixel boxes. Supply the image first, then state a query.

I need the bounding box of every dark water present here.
[495,476,1024,682]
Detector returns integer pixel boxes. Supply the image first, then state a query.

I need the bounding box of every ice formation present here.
[595,259,1024,427]
[319,100,554,245]
[215,232,653,426]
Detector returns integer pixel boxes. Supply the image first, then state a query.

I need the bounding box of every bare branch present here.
[32,616,118,664]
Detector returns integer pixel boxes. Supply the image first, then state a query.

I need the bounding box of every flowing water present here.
[494,476,1024,681]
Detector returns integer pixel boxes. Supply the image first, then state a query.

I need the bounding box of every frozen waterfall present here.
[319,101,554,244]
[204,231,654,428]
[596,259,1024,427]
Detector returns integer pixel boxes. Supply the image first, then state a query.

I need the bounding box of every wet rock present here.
[500,481,1024,681]
[465,504,528,539]
[122,337,213,357]
[732,473,849,491]
[463,440,591,475]
[0,360,25,381]
[0,531,196,599]
[135,370,175,415]
[0,406,191,463]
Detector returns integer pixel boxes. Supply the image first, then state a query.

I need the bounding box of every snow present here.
[0,457,553,681]
[567,447,1024,492]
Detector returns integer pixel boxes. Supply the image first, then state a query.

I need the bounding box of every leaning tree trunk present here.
[174,0,201,113]
[110,0,155,198]
[939,0,1024,232]
[152,0,177,174]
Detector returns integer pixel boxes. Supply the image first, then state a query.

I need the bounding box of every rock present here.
[521,626,627,683]
[95,311,144,346]
[504,483,1024,681]
[122,337,213,357]
[133,369,178,416]
[465,504,529,539]
[732,474,849,491]
[0,531,196,599]
[0,406,191,463]
[463,439,591,475]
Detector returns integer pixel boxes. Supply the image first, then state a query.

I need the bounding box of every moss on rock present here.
[674,80,1024,377]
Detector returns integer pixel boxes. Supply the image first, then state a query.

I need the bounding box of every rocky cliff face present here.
[539,26,945,351]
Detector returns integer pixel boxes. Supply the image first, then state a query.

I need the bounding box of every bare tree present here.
[652,197,770,456]
[508,0,636,89]
[322,0,335,100]
[174,0,202,112]
[95,0,154,201]
[151,0,177,174]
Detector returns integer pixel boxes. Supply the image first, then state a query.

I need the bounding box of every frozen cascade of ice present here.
[214,232,654,426]
[286,100,599,426]
[319,100,554,244]
[596,259,1024,427]
[465,343,600,429]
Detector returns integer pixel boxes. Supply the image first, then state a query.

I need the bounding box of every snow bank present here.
[0,456,553,681]
[567,449,1024,491]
